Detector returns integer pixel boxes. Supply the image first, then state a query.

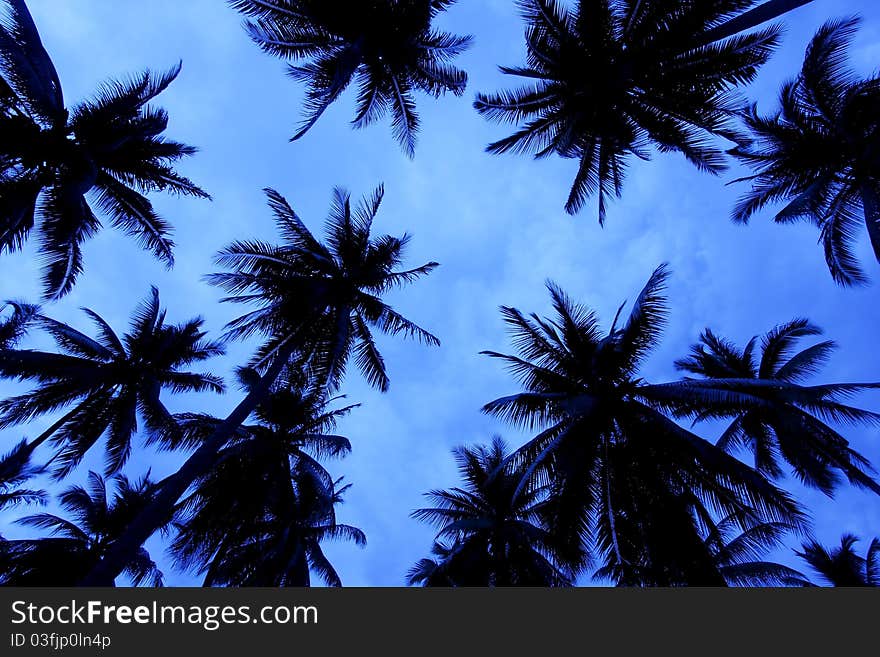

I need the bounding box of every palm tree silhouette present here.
[209,185,439,393]
[168,368,362,586]
[731,18,880,285]
[482,265,807,585]
[410,436,575,586]
[474,0,810,220]
[231,0,471,156]
[0,471,166,585]
[0,0,208,299]
[0,287,225,476]
[796,534,879,586]
[81,184,437,585]
[675,320,880,496]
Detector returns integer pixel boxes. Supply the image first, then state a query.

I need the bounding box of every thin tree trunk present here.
[603,440,626,574]
[698,0,814,46]
[78,344,296,586]
[276,459,308,586]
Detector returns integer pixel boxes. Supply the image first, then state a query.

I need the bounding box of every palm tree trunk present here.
[603,440,626,572]
[78,343,296,586]
[698,0,814,45]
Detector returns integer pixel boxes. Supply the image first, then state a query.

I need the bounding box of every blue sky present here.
[1,0,879,586]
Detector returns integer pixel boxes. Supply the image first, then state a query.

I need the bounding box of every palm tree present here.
[81,184,437,585]
[0,471,166,586]
[0,0,208,299]
[482,264,807,586]
[474,0,810,220]
[0,287,225,476]
[410,437,575,586]
[230,0,471,156]
[730,18,880,285]
[168,368,361,586]
[209,185,439,393]
[796,534,879,586]
[675,320,880,496]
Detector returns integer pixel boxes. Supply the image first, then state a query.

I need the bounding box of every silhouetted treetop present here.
[231,0,471,156]
[0,0,208,299]
[475,0,807,221]
[731,17,880,285]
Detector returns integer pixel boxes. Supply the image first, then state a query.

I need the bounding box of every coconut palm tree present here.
[482,265,807,586]
[0,471,166,586]
[0,0,208,299]
[674,319,880,496]
[168,368,361,586]
[474,0,812,220]
[0,287,225,476]
[231,0,471,156]
[208,185,440,393]
[81,184,437,585]
[796,534,879,586]
[410,437,575,587]
[731,18,880,285]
